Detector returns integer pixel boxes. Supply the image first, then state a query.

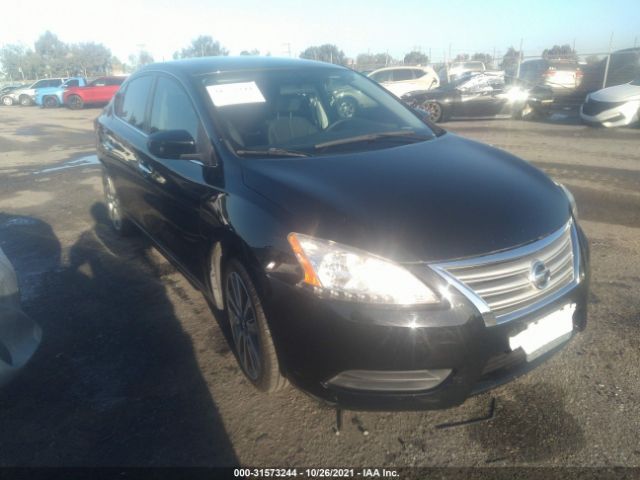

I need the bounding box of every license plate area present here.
[508,303,575,362]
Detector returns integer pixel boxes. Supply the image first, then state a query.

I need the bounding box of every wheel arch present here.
[207,229,271,311]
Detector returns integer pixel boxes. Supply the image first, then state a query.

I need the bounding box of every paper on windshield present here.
[206,81,266,107]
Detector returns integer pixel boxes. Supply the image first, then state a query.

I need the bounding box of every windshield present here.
[200,68,435,157]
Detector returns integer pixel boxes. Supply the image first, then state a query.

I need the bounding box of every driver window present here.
[149,76,201,143]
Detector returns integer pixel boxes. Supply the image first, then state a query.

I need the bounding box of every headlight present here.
[557,183,578,219]
[287,233,439,305]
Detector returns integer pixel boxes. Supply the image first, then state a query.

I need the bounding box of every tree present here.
[501,46,522,72]
[0,44,33,80]
[404,50,429,65]
[471,52,493,66]
[454,53,469,62]
[542,44,578,61]
[299,44,345,65]
[69,42,112,76]
[174,36,229,59]
[240,49,260,56]
[34,31,69,76]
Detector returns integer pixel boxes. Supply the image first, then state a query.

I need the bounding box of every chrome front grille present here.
[433,221,579,325]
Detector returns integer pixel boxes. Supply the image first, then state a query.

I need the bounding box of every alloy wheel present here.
[225,271,262,381]
[425,102,442,122]
[104,175,123,231]
[337,98,357,118]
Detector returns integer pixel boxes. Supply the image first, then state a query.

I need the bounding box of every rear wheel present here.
[102,172,134,236]
[43,96,59,108]
[1,96,13,106]
[19,95,32,106]
[67,94,84,110]
[223,259,287,392]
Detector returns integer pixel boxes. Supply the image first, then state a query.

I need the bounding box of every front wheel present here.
[423,101,444,122]
[67,95,84,110]
[1,96,14,106]
[19,95,32,106]
[223,259,287,392]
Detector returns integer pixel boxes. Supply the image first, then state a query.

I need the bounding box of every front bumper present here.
[0,304,42,388]
[580,102,640,127]
[265,226,590,411]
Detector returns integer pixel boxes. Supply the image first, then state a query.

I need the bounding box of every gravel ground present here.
[0,106,638,470]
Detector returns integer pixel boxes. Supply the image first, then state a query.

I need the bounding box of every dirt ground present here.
[0,106,639,469]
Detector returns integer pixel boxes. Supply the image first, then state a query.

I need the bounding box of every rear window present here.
[548,62,579,71]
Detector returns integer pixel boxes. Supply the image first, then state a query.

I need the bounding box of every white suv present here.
[368,66,439,97]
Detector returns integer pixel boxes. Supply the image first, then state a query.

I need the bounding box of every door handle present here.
[138,162,153,176]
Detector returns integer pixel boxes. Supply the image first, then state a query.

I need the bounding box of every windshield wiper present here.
[235,148,310,158]
[314,130,430,150]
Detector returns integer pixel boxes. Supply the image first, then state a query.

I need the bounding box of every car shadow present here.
[0,208,238,466]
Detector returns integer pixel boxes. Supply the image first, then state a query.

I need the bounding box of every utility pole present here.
[515,38,523,78]
[602,32,614,89]
[282,43,291,57]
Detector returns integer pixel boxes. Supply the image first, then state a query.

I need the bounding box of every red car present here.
[63,76,127,109]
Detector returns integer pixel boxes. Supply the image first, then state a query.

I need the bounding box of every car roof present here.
[371,66,430,73]
[138,56,344,77]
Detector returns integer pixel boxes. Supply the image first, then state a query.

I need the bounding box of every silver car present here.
[0,247,41,387]
[1,78,66,106]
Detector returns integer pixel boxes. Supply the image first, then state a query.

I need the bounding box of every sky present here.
[1,0,639,63]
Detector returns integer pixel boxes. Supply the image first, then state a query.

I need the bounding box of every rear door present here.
[97,74,155,226]
[454,74,505,117]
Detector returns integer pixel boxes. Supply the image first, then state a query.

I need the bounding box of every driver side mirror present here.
[148,130,197,159]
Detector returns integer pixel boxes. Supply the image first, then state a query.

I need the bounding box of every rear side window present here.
[392,69,414,81]
[149,76,200,141]
[370,71,392,82]
[116,75,153,131]
[412,69,426,79]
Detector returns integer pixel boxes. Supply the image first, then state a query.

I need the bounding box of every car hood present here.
[241,133,570,263]
[590,83,640,102]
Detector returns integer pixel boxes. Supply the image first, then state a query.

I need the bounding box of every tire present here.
[335,96,358,119]
[19,95,32,106]
[424,101,444,122]
[67,94,84,110]
[223,258,287,392]
[102,172,135,236]
[43,96,59,108]
[1,96,13,106]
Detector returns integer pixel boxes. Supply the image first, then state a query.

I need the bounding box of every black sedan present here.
[96,57,589,411]
[401,72,554,122]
